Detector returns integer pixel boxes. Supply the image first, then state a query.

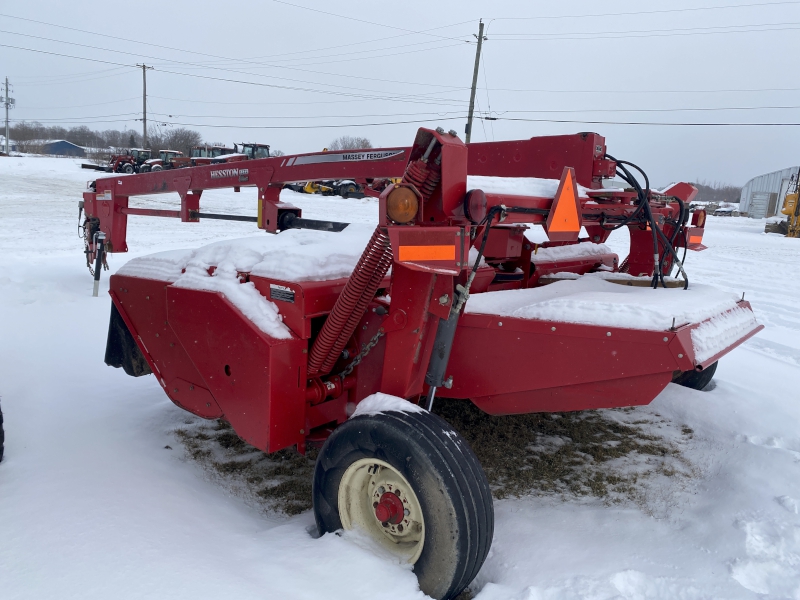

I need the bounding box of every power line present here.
[8,116,466,129]
[0,14,473,88]
[0,31,470,105]
[17,104,800,124]
[162,117,467,129]
[490,24,800,41]
[0,42,469,107]
[153,67,468,106]
[497,104,800,114]
[12,112,800,129]
[23,96,140,110]
[268,0,471,42]
[489,1,800,21]
[9,66,129,82]
[464,86,800,94]
[149,110,465,120]
[492,20,800,36]
[482,116,800,126]
[0,42,133,67]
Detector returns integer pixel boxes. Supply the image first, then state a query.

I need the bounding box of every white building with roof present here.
[740,166,799,218]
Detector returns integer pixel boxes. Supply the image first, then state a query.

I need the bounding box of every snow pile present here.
[467,175,592,198]
[691,305,760,362]
[249,226,374,282]
[465,276,745,332]
[546,271,681,284]
[117,224,376,283]
[352,393,426,418]
[114,248,193,283]
[173,257,292,340]
[530,242,614,263]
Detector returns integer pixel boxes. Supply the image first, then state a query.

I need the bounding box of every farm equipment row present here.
[81,143,273,174]
[82,127,762,599]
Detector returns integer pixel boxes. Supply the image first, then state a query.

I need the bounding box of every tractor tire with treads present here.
[313,409,493,600]
[123,164,135,174]
[673,360,718,391]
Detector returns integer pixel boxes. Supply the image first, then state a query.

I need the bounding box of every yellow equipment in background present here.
[781,190,800,237]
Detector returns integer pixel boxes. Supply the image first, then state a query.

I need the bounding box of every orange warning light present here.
[545,167,582,242]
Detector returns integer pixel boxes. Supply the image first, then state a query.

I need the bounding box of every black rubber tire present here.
[673,360,718,390]
[151,164,163,172]
[123,163,135,174]
[313,409,493,600]
[0,401,4,463]
[340,184,357,198]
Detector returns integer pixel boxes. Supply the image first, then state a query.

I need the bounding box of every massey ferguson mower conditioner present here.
[81,127,762,599]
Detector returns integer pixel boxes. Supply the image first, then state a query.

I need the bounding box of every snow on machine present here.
[81,127,762,599]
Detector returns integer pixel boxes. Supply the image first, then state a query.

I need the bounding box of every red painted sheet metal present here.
[467,133,614,188]
[109,275,223,419]
[166,286,307,453]
[439,313,693,415]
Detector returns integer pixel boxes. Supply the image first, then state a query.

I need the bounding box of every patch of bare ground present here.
[431,399,698,516]
[174,419,317,516]
[173,400,697,517]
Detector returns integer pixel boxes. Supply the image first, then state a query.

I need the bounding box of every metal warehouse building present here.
[39,140,86,157]
[740,166,799,218]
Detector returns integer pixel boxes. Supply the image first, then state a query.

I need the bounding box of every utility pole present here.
[137,64,153,148]
[465,20,486,144]
[2,77,13,155]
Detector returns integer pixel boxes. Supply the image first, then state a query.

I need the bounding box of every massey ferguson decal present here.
[286,149,405,167]
[210,167,249,180]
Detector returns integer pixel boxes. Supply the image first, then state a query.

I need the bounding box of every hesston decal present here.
[210,168,249,180]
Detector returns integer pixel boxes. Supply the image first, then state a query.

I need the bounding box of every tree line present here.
[9,121,205,157]
[689,180,742,205]
[9,121,371,159]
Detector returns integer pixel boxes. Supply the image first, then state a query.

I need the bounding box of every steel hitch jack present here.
[92,231,106,297]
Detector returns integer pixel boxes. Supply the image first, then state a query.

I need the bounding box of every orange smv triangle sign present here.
[545,166,582,242]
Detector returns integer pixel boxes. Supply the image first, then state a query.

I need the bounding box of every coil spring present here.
[307,227,393,376]
[403,160,441,201]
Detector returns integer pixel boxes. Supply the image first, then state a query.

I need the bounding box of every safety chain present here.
[339,329,385,378]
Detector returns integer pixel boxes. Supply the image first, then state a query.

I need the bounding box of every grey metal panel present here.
[750,192,770,219]
[741,166,799,216]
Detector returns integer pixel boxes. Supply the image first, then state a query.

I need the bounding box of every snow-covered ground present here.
[2,156,800,599]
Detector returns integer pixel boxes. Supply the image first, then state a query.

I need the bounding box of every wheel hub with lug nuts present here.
[338,458,424,563]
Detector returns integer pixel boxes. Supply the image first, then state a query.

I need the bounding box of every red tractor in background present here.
[107,148,151,173]
[82,148,153,173]
[139,150,184,172]
[81,127,762,599]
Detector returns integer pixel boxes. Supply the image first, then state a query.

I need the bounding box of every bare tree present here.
[328,135,372,151]
[161,128,202,156]
[271,149,285,157]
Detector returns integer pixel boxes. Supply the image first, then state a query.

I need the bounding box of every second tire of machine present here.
[313,408,493,600]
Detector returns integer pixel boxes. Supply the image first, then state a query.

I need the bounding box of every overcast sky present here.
[1,0,798,186]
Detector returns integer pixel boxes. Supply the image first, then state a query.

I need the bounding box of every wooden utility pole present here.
[2,77,12,154]
[137,64,153,148]
[465,20,486,144]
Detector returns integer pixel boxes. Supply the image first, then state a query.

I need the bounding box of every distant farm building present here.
[740,166,799,219]
[37,140,86,157]
[0,135,17,152]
